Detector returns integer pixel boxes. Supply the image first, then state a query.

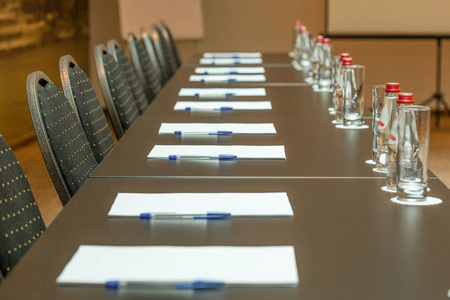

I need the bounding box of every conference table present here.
[0,54,449,299]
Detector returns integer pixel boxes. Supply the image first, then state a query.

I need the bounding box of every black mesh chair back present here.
[26,71,98,205]
[59,55,115,164]
[0,135,46,277]
[160,21,182,68]
[153,25,178,75]
[107,39,150,112]
[150,25,173,79]
[94,44,140,140]
[140,27,167,84]
[127,32,163,101]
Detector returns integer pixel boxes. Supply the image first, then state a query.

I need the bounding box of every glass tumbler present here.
[396,105,430,202]
[343,65,365,126]
[372,84,385,163]
[330,56,341,112]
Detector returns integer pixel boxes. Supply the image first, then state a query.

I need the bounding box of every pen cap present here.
[340,53,350,61]
[342,57,353,66]
[397,93,414,104]
[385,82,400,93]
[323,38,331,45]
[316,35,324,43]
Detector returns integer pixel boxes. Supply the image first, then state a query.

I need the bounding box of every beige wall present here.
[90,0,449,110]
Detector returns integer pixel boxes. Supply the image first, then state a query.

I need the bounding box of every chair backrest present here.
[107,39,150,112]
[150,25,173,79]
[0,134,46,277]
[59,55,115,164]
[94,45,140,139]
[126,32,163,100]
[140,27,167,84]
[153,25,178,75]
[160,21,182,68]
[26,71,98,205]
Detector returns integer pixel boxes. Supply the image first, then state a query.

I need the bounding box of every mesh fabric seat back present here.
[102,52,140,132]
[160,22,182,68]
[37,81,98,197]
[67,64,115,163]
[140,28,167,85]
[109,41,150,111]
[133,37,163,98]
[0,135,46,277]
[150,26,172,79]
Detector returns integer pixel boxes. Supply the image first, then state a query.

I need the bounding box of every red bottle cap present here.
[316,35,324,43]
[397,93,414,104]
[299,25,308,33]
[340,53,350,61]
[385,83,400,93]
[295,20,301,26]
[323,38,331,45]
[342,57,353,65]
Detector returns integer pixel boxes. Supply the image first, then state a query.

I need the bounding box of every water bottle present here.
[386,93,415,192]
[299,26,311,68]
[332,53,350,113]
[375,83,400,171]
[291,20,301,58]
[335,57,353,124]
[307,35,323,85]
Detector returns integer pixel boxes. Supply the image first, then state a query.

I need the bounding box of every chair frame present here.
[94,44,125,139]
[125,34,153,101]
[160,21,181,67]
[26,71,71,206]
[140,27,165,83]
[59,55,84,124]
[151,25,172,78]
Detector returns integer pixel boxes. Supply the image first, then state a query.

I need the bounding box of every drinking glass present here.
[343,65,365,126]
[396,105,430,202]
[330,56,341,113]
[370,84,385,165]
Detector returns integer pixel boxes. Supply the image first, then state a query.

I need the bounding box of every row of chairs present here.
[0,22,181,279]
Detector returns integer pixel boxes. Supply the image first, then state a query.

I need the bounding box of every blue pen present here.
[105,280,225,290]
[194,93,236,98]
[229,71,238,74]
[174,130,233,135]
[168,154,237,160]
[139,212,231,219]
[233,61,242,65]
[185,106,233,111]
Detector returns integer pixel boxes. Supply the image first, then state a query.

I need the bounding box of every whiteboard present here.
[117,0,204,39]
[327,0,450,35]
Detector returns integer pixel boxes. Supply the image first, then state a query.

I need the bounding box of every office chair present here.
[0,134,46,278]
[94,45,140,140]
[150,25,174,79]
[107,39,150,112]
[160,21,182,68]
[140,27,167,84]
[59,55,115,163]
[27,71,98,206]
[127,32,163,101]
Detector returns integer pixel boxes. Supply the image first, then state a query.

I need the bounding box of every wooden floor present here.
[11,112,450,227]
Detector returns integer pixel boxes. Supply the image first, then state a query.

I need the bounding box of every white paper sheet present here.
[173,101,272,111]
[147,145,286,160]
[189,75,266,82]
[194,67,266,74]
[203,52,262,58]
[178,88,266,97]
[200,58,263,65]
[57,246,299,286]
[108,192,293,217]
[158,123,276,135]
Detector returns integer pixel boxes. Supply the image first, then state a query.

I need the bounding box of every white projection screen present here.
[327,0,450,35]
[117,0,204,39]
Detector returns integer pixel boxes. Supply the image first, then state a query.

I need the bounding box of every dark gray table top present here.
[0,177,448,300]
